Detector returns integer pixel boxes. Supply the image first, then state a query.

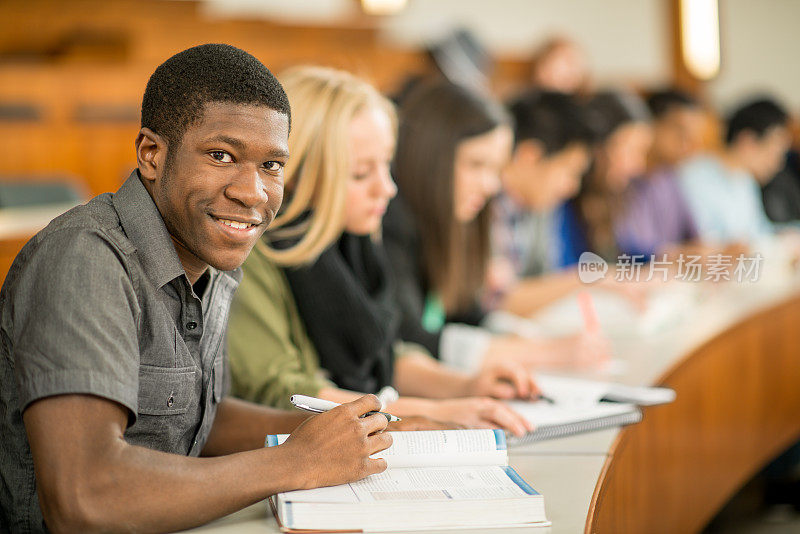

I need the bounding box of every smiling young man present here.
[0,44,393,533]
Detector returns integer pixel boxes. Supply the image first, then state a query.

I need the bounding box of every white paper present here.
[270,429,507,469]
[506,399,637,427]
[371,429,507,467]
[282,466,532,505]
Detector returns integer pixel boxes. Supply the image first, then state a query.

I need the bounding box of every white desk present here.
[184,454,608,534]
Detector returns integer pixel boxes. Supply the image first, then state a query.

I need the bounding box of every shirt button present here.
[167,395,174,408]
[186,321,197,330]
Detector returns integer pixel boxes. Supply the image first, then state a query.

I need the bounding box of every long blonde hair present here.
[261,65,396,266]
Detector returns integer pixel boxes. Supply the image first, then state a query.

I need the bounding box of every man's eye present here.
[264,161,284,172]
[210,151,233,163]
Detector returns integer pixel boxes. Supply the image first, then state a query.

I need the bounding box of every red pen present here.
[578,291,600,335]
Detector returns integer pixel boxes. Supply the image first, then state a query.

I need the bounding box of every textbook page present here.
[280,465,537,504]
[267,429,508,468]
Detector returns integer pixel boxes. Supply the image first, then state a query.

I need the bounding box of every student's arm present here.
[199,396,309,456]
[388,352,531,436]
[393,350,537,400]
[499,269,581,316]
[227,251,335,410]
[25,393,390,533]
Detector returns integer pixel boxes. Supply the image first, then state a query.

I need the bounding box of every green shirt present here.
[227,244,334,410]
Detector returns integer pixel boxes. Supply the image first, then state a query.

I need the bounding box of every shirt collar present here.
[112,170,186,289]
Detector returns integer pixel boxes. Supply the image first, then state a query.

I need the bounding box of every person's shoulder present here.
[38,193,132,253]
[240,242,288,294]
[6,195,135,290]
[677,154,727,190]
[678,154,722,177]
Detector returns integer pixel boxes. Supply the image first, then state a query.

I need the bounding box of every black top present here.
[762,150,800,223]
[382,195,486,358]
[282,232,398,394]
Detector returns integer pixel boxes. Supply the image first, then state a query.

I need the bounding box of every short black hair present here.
[585,89,651,142]
[646,88,699,119]
[141,43,290,152]
[725,97,788,146]
[508,90,596,155]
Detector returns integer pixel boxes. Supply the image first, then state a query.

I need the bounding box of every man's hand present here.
[280,395,392,490]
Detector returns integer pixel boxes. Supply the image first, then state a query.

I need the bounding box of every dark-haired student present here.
[611,89,705,258]
[677,98,790,244]
[559,89,653,265]
[227,66,535,437]
[0,44,397,533]
[488,90,624,322]
[762,147,800,224]
[383,80,604,373]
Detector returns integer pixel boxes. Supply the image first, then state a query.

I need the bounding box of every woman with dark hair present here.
[559,89,654,265]
[228,67,535,435]
[384,80,600,372]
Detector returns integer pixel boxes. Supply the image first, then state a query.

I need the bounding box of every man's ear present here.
[135,127,168,183]
[514,139,545,166]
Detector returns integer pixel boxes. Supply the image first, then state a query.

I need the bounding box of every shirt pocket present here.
[138,365,196,416]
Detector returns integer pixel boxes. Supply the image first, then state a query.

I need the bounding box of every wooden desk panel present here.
[587,295,800,533]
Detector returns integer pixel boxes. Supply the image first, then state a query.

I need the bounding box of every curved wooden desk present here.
[587,291,800,533]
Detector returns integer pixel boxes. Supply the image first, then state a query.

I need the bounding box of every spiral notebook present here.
[504,374,674,445]
[505,400,642,445]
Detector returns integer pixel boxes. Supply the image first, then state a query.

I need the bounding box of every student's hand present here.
[387,415,463,431]
[281,395,392,490]
[423,398,533,438]
[467,360,540,400]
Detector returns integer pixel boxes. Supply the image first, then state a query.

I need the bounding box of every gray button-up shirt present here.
[0,171,241,533]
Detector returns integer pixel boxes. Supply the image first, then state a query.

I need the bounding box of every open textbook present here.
[506,374,675,445]
[265,429,548,532]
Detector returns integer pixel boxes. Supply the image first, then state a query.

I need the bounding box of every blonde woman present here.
[227,66,537,435]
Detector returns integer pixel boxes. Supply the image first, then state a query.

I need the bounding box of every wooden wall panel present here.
[0,0,530,197]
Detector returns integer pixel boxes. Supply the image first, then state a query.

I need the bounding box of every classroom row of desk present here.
[4,205,799,533]
[186,267,800,533]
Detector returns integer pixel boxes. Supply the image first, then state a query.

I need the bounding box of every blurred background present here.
[1,0,798,198]
[2,2,800,531]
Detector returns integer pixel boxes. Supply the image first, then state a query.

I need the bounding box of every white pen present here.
[290,394,402,422]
